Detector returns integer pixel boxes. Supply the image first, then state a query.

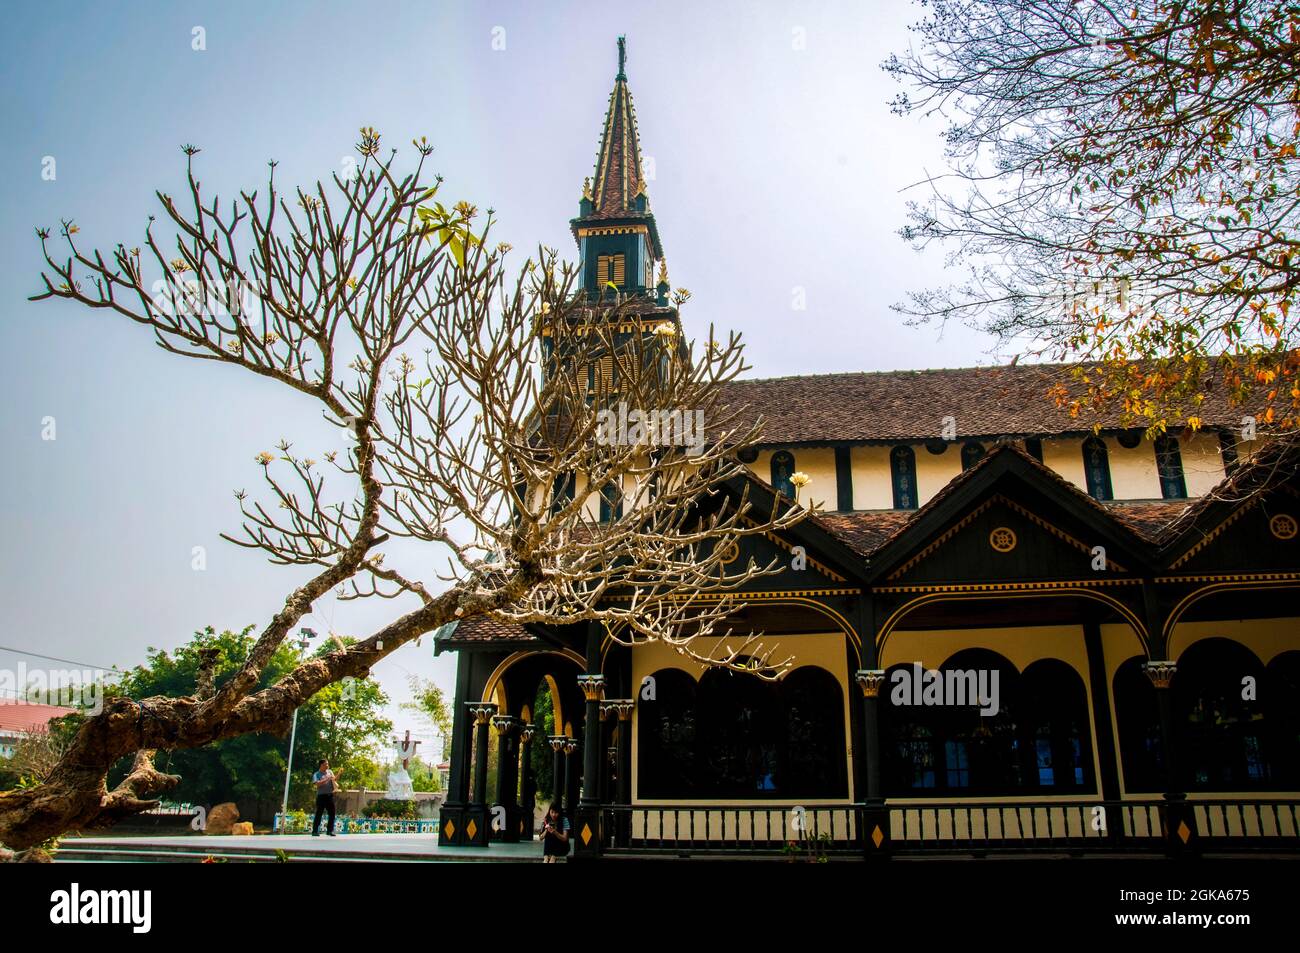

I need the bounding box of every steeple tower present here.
[571,36,666,301]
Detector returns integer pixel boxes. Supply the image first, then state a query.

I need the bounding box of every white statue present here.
[385,730,421,800]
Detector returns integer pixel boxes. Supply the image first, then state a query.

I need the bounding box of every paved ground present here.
[59,832,548,862]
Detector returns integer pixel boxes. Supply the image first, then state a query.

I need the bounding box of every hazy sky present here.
[0,0,997,742]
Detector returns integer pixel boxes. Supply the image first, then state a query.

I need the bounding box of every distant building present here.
[0,701,75,759]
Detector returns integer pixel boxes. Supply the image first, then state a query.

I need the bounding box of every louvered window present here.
[597,254,626,289]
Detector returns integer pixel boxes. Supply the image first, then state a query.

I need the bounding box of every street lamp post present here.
[278,628,316,833]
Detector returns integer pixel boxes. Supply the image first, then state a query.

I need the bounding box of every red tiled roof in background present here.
[0,700,76,735]
[718,364,1243,445]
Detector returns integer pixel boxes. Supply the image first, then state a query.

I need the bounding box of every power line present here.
[0,645,123,673]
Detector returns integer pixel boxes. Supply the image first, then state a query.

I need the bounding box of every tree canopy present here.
[888,0,1300,432]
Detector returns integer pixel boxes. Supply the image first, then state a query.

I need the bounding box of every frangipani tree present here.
[0,129,798,858]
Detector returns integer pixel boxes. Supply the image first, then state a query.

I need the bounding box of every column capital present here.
[1142,660,1177,689]
[563,737,580,755]
[577,673,606,702]
[491,714,521,735]
[519,723,536,743]
[854,669,886,698]
[599,698,635,721]
[547,734,568,752]
[467,702,498,725]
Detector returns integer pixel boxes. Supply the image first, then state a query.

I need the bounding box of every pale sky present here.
[0,0,997,738]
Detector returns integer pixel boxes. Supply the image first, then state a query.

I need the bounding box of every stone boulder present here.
[206,802,239,835]
[230,821,254,836]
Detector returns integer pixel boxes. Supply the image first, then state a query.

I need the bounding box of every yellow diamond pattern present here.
[871,825,884,849]
[467,818,478,841]
[1177,820,1191,844]
[443,819,455,839]
[580,823,593,846]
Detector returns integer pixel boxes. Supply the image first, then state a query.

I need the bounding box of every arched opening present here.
[1264,651,1300,789]
[1081,437,1113,501]
[880,650,1094,796]
[636,664,848,799]
[637,668,699,798]
[960,441,986,471]
[770,450,796,499]
[1176,638,1269,789]
[1154,434,1187,499]
[1021,659,1093,790]
[1113,655,1164,793]
[598,480,623,522]
[890,445,918,510]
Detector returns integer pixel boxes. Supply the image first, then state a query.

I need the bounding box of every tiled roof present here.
[0,701,76,735]
[816,510,916,557]
[718,364,1243,444]
[435,436,1297,646]
[439,615,538,646]
[1104,500,1194,539]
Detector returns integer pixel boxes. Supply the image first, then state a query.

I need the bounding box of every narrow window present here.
[1154,434,1187,500]
[1219,430,1239,475]
[598,481,623,523]
[1024,438,1043,463]
[1082,437,1113,501]
[770,450,796,498]
[890,445,918,510]
[960,441,986,471]
[550,472,575,515]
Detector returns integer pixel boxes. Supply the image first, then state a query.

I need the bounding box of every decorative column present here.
[1143,659,1193,856]
[601,698,635,847]
[854,668,888,860]
[563,737,581,826]
[466,702,497,847]
[438,656,475,846]
[574,670,605,858]
[548,735,567,817]
[491,714,521,843]
[518,723,537,840]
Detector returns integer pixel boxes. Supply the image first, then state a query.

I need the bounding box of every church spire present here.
[590,35,647,218]
[571,36,664,299]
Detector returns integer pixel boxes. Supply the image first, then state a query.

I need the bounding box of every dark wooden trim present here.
[835,445,854,512]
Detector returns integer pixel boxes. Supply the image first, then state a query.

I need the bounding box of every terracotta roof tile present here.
[816,510,916,557]
[438,615,538,646]
[0,701,76,735]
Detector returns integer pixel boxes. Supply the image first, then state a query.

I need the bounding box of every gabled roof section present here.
[857,442,1158,582]
[1157,430,1300,566]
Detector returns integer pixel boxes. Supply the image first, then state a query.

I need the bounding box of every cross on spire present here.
[617,35,626,80]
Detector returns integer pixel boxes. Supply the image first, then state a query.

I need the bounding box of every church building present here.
[435,39,1300,859]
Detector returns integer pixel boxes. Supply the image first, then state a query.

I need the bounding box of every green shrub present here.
[361,799,416,819]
